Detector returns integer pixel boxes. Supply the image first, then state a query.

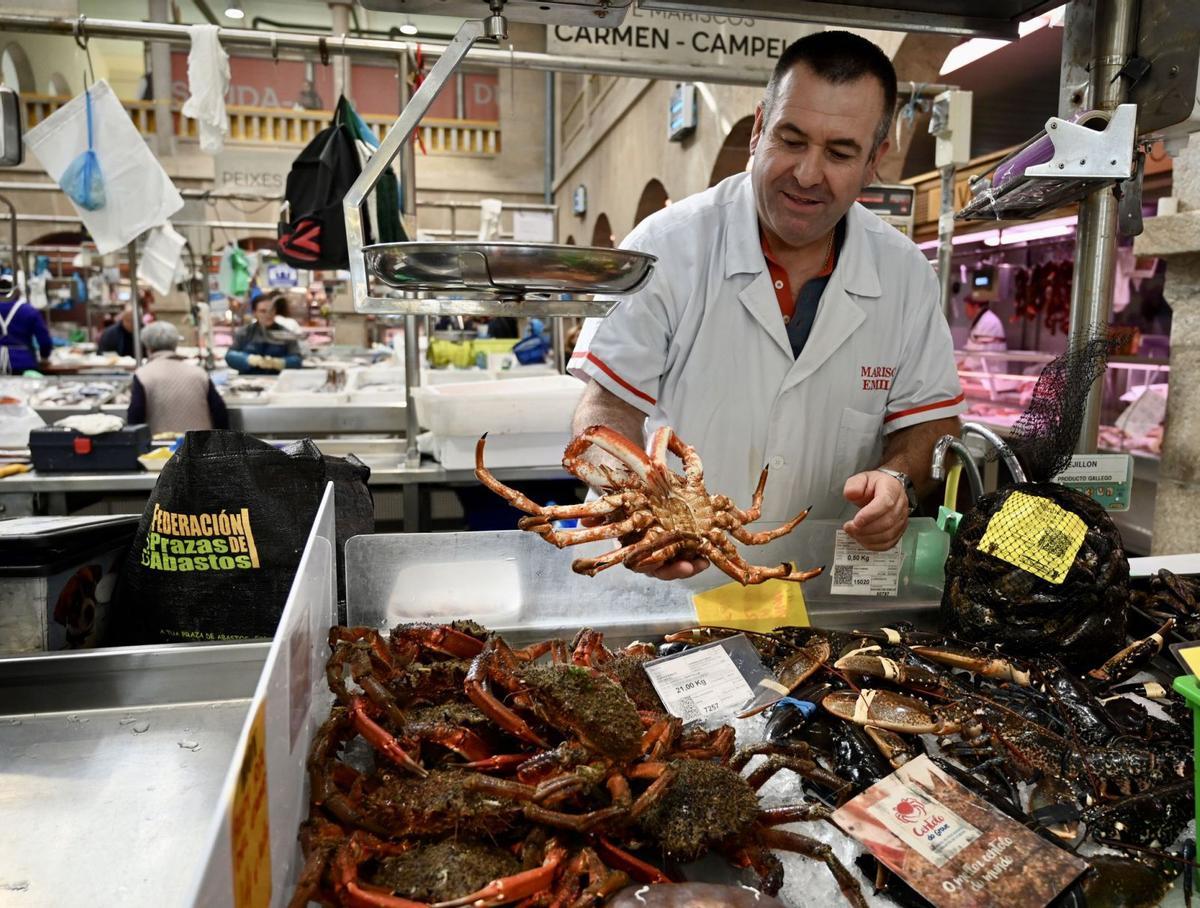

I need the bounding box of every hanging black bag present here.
[277,96,365,270]
[116,431,370,642]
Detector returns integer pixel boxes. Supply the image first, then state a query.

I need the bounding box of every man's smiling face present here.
[750,62,890,252]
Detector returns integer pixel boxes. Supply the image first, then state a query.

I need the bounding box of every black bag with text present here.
[117,431,366,642]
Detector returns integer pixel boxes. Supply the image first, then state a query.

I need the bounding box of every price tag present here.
[1054,453,1133,511]
[831,531,901,597]
[643,638,758,725]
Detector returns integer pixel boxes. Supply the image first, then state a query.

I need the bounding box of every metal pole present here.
[0,14,956,92]
[1067,0,1137,453]
[404,315,420,467]
[329,2,352,102]
[147,0,174,156]
[937,163,956,318]
[128,238,143,364]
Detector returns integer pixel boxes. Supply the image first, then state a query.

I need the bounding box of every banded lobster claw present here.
[737,638,832,718]
[909,645,1032,687]
[821,689,962,736]
[833,650,944,689]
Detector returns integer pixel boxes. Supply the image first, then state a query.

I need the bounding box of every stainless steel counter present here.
[0,642,268,906]
[35,404,407,436]
[0,463,573,527]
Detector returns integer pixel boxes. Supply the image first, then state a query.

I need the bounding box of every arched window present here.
[47,72,71,97]
[708,115,756,187]
[632,179,669,229]
[1,44,35,93]
[590,214,614,249]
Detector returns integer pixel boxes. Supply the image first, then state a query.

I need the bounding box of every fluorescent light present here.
[940,4,1065,75]
[917,230,1000,250]
[940,39,1010,75]
[224,0,245,19]
[399,20,418,35]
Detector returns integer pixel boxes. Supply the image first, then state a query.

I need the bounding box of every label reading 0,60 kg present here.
[831,530,902,597]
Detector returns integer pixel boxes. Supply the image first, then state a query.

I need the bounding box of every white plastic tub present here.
[413,375,581,436]
[267,367,353,406]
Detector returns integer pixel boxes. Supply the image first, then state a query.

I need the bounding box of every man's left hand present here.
[842,470,908,551]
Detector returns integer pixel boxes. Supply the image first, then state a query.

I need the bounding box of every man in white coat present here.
[569,31,964,574]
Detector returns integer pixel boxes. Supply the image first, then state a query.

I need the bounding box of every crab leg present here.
[728,465,769,523]
[756,827,869,908]
[729,505,813,546]
[523,512,654,549]
[432,841,569,908]
[574,847,631,907]
[465,664,550,749]
[593,837,672,884]
[571,531,684,576]
[348,698,428,777]
[565,425,657,481]
[702,543,824,585]
[668,430,705,483]
[759,803,834,825]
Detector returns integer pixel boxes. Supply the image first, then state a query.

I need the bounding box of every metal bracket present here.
[1024,104,1136,181]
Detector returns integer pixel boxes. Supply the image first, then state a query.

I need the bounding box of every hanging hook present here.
[319,37,330,68]
[270,33,279,64]
[74,15,96,85]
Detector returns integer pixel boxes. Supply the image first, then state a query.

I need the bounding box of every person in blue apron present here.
[0,276,53,374]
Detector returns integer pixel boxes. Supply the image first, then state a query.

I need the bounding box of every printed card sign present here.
[833,756,1087,907]
[865,785,981,868]
[1054,453,1133,512]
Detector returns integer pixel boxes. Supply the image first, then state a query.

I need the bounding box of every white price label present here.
[831,530,902,597]
[643,642,754,724]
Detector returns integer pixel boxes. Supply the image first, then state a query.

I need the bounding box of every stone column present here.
[1134,139,1200,554]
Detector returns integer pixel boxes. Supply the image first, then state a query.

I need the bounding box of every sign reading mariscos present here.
[547,3,819,75]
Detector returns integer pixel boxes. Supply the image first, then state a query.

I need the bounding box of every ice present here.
[177,739,201,751]
[131,720,150,734]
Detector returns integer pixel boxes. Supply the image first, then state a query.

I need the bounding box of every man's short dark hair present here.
[762,31,898,153]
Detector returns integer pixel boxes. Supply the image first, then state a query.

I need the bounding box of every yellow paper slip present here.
[692,571,809,634]
[977,491,1087,585]
[231,702,271,908]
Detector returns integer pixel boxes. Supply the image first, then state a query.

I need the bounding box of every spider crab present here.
[475,425,824,586]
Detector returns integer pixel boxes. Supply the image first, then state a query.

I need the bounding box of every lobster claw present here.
[910,645,1032,687]
[821,689,959,736]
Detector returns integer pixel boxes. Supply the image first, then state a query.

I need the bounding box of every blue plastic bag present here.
[512,318,550,365]
[60,88,105,211]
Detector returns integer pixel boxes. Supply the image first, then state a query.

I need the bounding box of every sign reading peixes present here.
[547,2,820,75]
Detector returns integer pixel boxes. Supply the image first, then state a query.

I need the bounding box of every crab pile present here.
[476,425,824,586]
[293,622,870,907]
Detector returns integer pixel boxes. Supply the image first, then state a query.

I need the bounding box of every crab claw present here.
[431,839,568,908]
[348,698,428,777]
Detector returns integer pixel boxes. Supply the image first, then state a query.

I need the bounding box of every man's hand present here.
[246,354,265,368]
[579,515,708,581]
[843,470,908,551]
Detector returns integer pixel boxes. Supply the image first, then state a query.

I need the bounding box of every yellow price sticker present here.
[231,701,271,908]
[692,572,809,634]
[1172,643,1200,679]
[977,491,1087,585]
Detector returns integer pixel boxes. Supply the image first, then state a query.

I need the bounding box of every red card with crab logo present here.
[832,756,1087,907]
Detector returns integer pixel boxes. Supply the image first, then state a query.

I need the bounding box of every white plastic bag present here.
[181,24,230,154]
[137,223,187,295]
[0,403,45,449]
[24,81,184,255]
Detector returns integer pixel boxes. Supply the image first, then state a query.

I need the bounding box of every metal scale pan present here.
[346,0,649,318]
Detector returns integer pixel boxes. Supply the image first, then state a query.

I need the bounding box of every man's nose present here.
[791,147,823,188]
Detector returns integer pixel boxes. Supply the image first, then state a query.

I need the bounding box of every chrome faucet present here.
[960,422,1028,484]
[931,435,984,504]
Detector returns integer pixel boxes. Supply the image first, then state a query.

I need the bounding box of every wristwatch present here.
[877,468,919,514]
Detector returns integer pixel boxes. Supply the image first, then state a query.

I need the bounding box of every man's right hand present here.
[579,515,709,581]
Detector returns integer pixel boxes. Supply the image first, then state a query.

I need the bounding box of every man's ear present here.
[864,137,891,188]
[749,102,766,156]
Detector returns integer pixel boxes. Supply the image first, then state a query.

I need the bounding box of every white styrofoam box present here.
[413,375,582,436]
[267,367,353,406]
[494,364,559,380]
[425,368,495,385]
[434,432,568,470]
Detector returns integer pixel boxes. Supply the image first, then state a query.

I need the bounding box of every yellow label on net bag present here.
[977,491,1087,584]
[692,573,809,634]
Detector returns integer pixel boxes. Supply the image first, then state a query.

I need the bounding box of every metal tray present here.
[363,241,656,298]
[0,641,268,906]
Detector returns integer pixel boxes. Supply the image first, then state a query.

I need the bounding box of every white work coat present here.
[569,173,965,524]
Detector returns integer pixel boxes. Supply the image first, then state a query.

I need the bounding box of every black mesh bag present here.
[941,482,1127,663]
[939,337,1130,665]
